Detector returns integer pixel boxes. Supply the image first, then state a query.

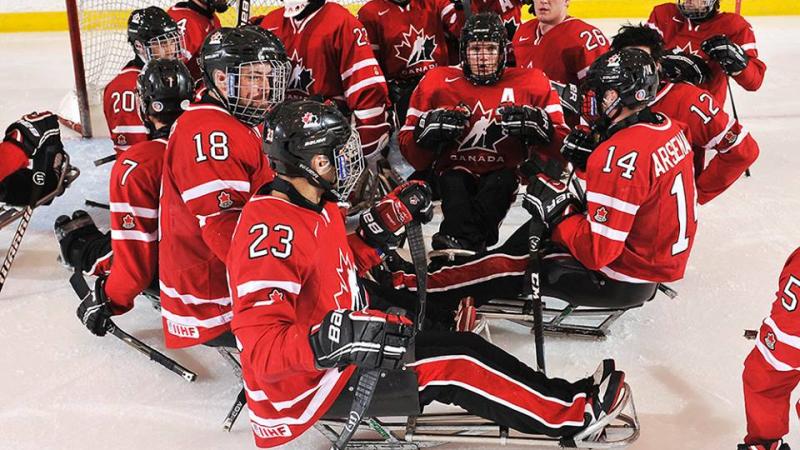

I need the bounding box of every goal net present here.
[64,0,365,137]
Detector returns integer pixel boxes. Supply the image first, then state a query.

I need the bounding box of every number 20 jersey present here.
[552,116,698,284]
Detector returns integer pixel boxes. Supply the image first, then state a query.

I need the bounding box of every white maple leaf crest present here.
[333,250,364,310]
[393,25,437,67]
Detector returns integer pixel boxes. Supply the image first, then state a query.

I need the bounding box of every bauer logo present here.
[251,422,292,438]
[167,320,199,339]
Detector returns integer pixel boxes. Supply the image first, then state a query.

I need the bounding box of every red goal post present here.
[63,0,365,138]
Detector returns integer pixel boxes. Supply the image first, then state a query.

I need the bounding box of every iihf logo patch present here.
[122,214,135,230]
[217,191,233,209]
[594,206,609,223]
[765,332,777,351]
[635,89,647,101]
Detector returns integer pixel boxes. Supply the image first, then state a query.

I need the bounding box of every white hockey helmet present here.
[283,0,310,18]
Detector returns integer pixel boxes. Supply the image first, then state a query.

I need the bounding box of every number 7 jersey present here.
[552,115,698,283]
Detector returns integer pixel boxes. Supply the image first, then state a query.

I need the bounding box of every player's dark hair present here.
[611,24,665,61]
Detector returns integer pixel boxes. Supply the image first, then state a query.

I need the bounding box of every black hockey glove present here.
[413,107,470,149]
[54,210,111,273]
[358,180,433,250]
[561,125,598,171]
[522,158,580,229]
[76,276,114,337]
[660,51,713,85]
[309,309,413,370]
[4,111,62,158]
[701,35,749,75]
[499,104,553,146]
[550,80,582,117]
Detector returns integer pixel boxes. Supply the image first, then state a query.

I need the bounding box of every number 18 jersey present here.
[552,115,698,284]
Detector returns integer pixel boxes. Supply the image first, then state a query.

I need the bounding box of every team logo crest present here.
[393,25,437,68]
[765,332,776,351]
[334,250,364,310]
[594,206,609,223]
[301,112,319,128]
[218,191,233,209]
[116,134,128,145]
[287,50,315,96]
[674,42,701,57]
[457,101,508,154]
[266,289,285,305]
[122,214,136,230]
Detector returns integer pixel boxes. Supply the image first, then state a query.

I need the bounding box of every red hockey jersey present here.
[159,94,273,348]
[647,3,766,105]
[399,65,568,175]
[357,0,460,82]
[754,248,800,371]
[167,2,222,80]
[104,137,165,314]
[228,184,364,448]
[103,60,147,153]
[471,0,523,38]
[256,3,391,157]
[512,17,609,86]
[0,141,29,182]
[650,81,759,204]
[552,116,698,283]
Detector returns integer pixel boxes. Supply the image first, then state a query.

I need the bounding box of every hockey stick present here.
[332,220,427,450]
[223,387,246,431]
[726,76,751,177]
[85,199,110,210]
[524,218,547,373]
[57,115,84,136]
[237,0,251,26]
[68,272,198,382]
[0,206,33,294]
[93,154,116,167]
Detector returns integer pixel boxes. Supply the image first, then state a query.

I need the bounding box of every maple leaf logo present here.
[594,206,609,223]
[267,289,284,305]
[287,49,314,96]
[765,332,776,351]
[393,25,437,67]
[673,42,701,57]
[333,250,364,310]
[218,191,233,209]
[457,101,507,153]
[122,214,135,230]
[301,112,318,128]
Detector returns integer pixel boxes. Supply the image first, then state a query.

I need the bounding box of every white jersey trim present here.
[111,125,149,134]
[237,279,302,297]
[160,282,233,306]
[353,106,385,120]
[248,367,345,426]
[755,337,795,372]
[111,230,157,242]
[181,179,250,203]
[590,222,628,242]
[161,308,233,328]
[703,116,736,150]
[341,58,380,80]
[109,202,158,219]
[765,316,800,350]
[586,192,640,215]
[344,75,387,98]
[598,266,654,284]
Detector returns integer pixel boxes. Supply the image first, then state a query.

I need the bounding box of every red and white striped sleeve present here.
[754,248,800,371]
[103,141,163,314]
[397,73,438,171]
[731,17,767,92]
[551,140,651,271]
[338,14,391,157]
[437,0,462,37]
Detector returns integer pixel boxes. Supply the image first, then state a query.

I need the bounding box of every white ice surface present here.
[0,17,799,449]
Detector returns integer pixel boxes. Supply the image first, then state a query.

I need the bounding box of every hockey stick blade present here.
[85,199,110,210]
[332,368,382,450]
[68,272,197,382]
[0,206,33,294]
[223,387,247,432]
[406,221,428,331]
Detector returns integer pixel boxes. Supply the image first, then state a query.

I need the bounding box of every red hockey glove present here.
[358,180,433,250]
[309,309,413,370]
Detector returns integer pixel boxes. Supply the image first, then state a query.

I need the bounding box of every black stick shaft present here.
[727,77,751,177]
[223,387,247,431]
[406,221,428,331]
[85,199,109,210]
[237,0,251,26]
[93,154,116,167]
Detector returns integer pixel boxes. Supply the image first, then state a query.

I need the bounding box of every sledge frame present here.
[315,383,639,449]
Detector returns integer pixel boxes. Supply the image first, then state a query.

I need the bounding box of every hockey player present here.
[0,112,68,206]
[609,24,759,204]
[227,99,627,448]
[357,0,461,127]
[104,7,183,153]
[511,0,609,121]
[158,26,289,348]
[739,248,799,450]
[253,0,392,165]
[55,59,194,336]
[647,0,767,105]
[399,12,567,254]
[471,0,524,40]
[167,0,228,80]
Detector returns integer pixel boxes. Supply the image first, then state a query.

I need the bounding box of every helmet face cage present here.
[460,13,508,85]
[136,31,186,63]
[225,59,290,127]
[463,41,505,85]
[332,129,364,200]
[676,0,719,21]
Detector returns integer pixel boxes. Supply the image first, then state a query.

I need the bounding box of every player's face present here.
[678,0,710,14]
[312,154,336,185]
[236,63,273,108]
[533,0,569,24]
[149,40,179,60]
[467,41,501,77]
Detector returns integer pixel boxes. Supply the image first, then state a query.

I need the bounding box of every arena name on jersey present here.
[652,130,692,178]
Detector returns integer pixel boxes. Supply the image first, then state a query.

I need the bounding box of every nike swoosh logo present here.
[378,9,390,16]
[518,36,530,42]
[267,27,279,31]
[445,77,461,83]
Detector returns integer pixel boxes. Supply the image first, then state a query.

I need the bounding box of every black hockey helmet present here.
[137,58,194,133]
[676,0,720,22]
[202,0,232,13]
[200,26,290,126]
[610,24,666,61]
[583,48,659,122]
[460,12,508,85]
[127,6,184,63]
[264,100,364,200]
